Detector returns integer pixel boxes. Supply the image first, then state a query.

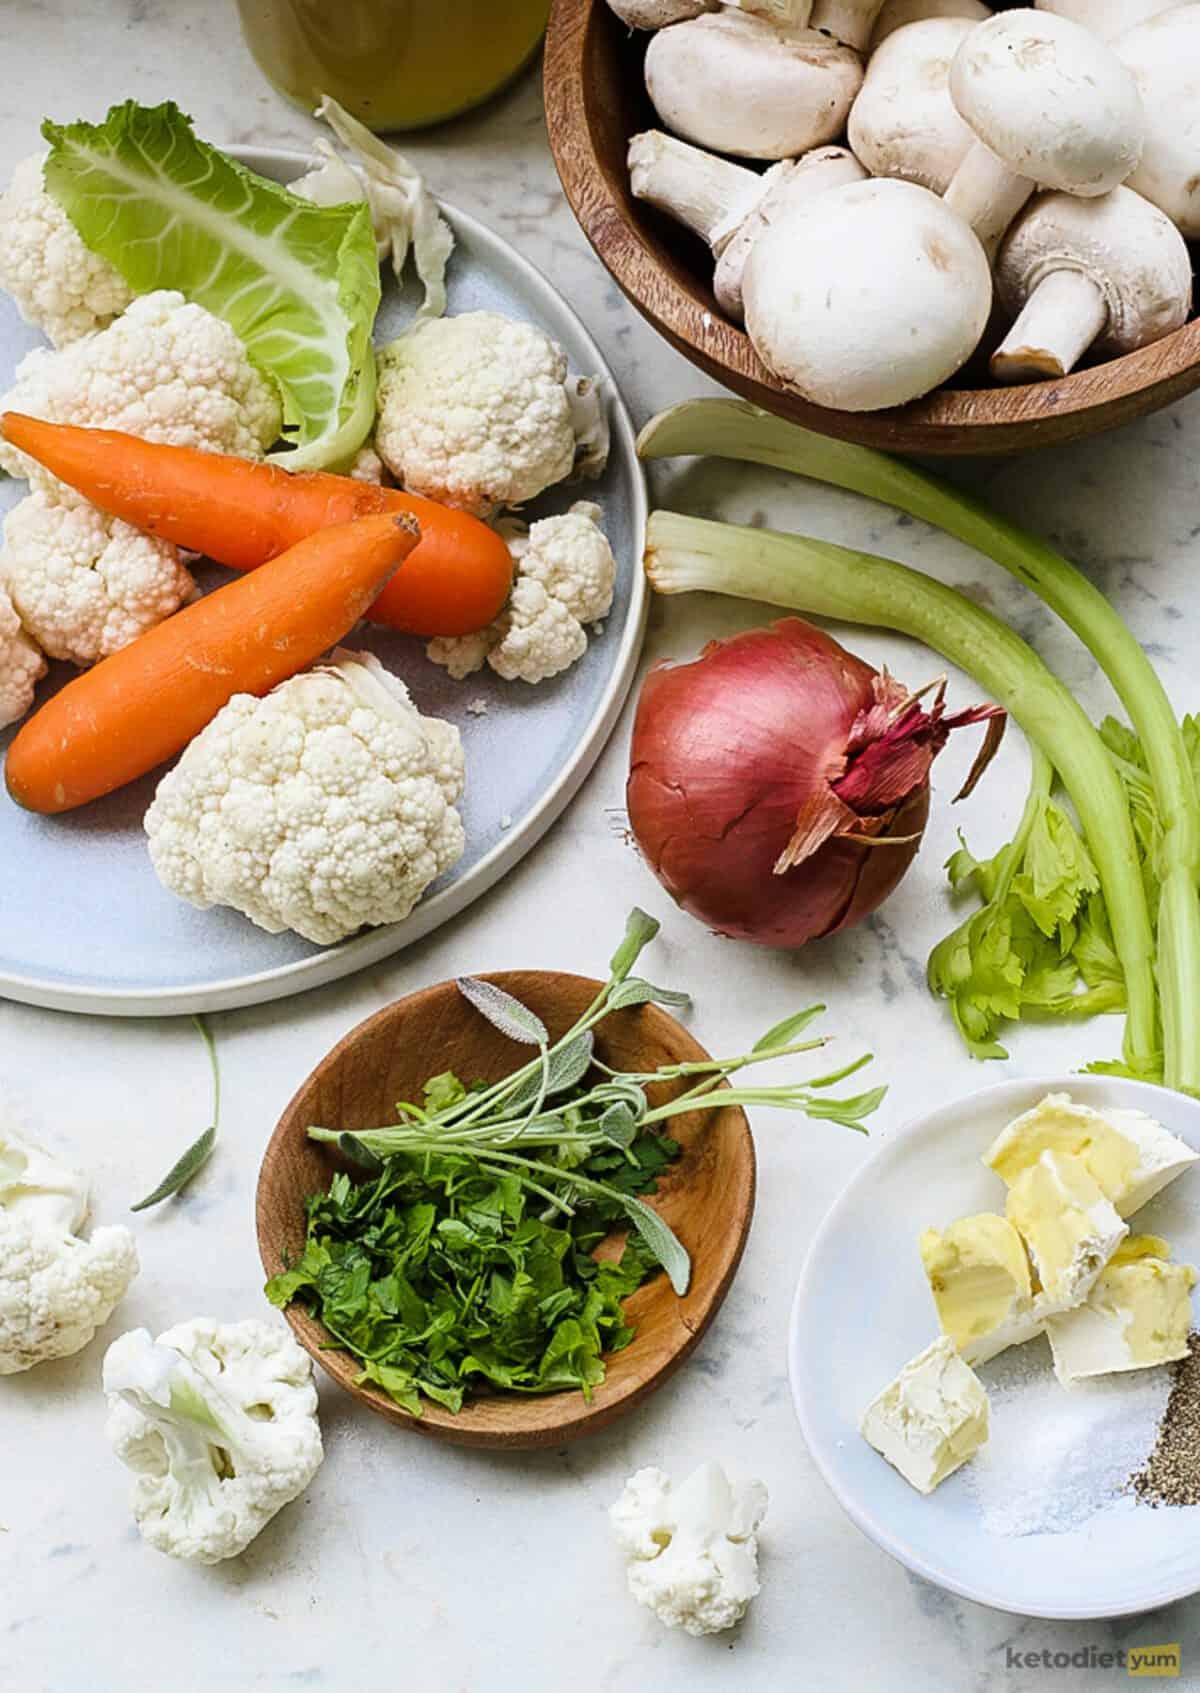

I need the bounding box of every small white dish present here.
[789,1074,1200,1619]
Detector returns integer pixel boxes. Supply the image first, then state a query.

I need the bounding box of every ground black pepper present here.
[1132,1333,1200,1507]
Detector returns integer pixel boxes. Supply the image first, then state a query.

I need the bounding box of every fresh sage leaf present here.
[752,1005,825,1052]
[131,1125,215,1212]
[607,977,693,1014]
[623,1195,691,1296]
[338,1132,385,1174]
[599,1102,638,1148]
[608,908,660,983]
[131,1015,219,1212]
[457,977,549,1046]
[505,1032,595,1111]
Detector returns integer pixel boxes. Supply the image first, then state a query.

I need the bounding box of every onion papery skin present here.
[626,619,945,948]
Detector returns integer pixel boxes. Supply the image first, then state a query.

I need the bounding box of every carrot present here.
[0,415,513,638]
[5,512,420,815]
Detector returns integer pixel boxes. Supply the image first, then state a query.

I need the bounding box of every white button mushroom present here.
[810,0,888,49]
[714,146,866,318]
[1116,5,1200,239]
[848,18,979,194]
[1034,0,1174,39]
[869,0,990,51]
[605,0,715,28]
[627,133,866,321]
[944,9,1144,259]
[643,10,864,161]
[742,176,993,409]
[991,186,1192,382]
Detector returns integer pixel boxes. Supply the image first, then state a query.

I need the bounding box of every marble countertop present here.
[5,4,1200,1688]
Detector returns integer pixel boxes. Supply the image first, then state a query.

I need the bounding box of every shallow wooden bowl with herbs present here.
[256,971,754,1449]
[544,0,1200,456]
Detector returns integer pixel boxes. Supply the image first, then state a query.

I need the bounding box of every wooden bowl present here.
[544,0,1200,455]
[257,971,754,1449]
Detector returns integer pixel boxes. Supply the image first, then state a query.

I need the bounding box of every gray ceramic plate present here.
[0,146,647,1017]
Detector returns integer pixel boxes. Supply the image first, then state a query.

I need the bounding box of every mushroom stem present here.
[627,132,768,255]
[991,269,1108,382]
[943,139,1034,260]
[810,0,883,46]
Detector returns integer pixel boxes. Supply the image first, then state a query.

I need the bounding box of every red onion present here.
[626,618,1003,948]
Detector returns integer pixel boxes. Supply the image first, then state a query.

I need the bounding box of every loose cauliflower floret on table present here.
[145,649,466,946]
[610,1462,768,1638]
[427,501,617,685]
[0,581,46,729]
[375,310,607,518]
[0,1123,139,1376]
[103,1317,324,1564]
[0,289,282,490]
[0,154,135,347]
[2,489,194,666]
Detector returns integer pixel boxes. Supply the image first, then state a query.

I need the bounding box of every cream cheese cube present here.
[859,1335,989,1495]
[919,1213,1043,1365]
[1005,1150,1127,1314]
[1045,1234,1197,1386]
[985,1092,1198,1219]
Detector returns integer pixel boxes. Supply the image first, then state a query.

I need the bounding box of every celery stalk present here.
[644,510,1160,1079]
[638,398,1200,1095]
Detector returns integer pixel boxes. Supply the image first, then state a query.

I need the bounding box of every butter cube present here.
[1005,1150,1127,1314]
[1045,1234,1197,1386]
[859,1335,989,1495]
[919,1213,1043,1364]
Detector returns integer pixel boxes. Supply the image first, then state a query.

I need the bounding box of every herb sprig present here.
[267,910,884,1414]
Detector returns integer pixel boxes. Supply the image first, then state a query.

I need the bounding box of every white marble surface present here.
[5,4,1200,1688]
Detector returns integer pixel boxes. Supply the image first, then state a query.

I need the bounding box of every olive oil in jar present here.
[236,0,551,131]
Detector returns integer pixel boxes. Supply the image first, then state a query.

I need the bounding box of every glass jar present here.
[235,0,551,132]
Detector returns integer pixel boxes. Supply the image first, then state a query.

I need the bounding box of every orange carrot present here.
[0,415,513,638]
[5,512,420,815]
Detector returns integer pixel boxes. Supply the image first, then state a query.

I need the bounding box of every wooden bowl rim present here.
[544,0,1200,455]
[256,970,756,1449]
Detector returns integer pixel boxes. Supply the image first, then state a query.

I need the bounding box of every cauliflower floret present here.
[610,1463,768,1638]
[145,648,466,945]
[347,441,387,484]
[427,501,616,685]
[2,488,194,665]
[0,154,135,347]
[0,580,47,728]
[0,290,282,491]
[375,310,606,518]
[0,1124,139,1375]
[103,1317,324,1564]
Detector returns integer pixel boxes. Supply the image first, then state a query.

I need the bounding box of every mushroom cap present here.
[1116,5,1200,239]
[848,17,978,193]
[949,9,1144,194]
[1033,0,1172,41]
[643,11,865,161]
[606,0,715,27]
[869,0,990,51]
[714,147,867,317]
[742,177,992,410]
[996,186,1193,354]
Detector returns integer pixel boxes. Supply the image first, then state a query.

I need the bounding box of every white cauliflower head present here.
[2,488,194,665]
[0,1123,139,1375]
[375,311,604,518]
[0,154,135,347]
[610,1462,768,1637]
[426,501,615,685]
[0,580,46,729]
[145,649,466,946]
[0,290,282,490]
[103,1317,324,1564]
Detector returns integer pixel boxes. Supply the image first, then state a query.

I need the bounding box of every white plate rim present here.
[788,1071,1200,1620]
[0,145,648,1019]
